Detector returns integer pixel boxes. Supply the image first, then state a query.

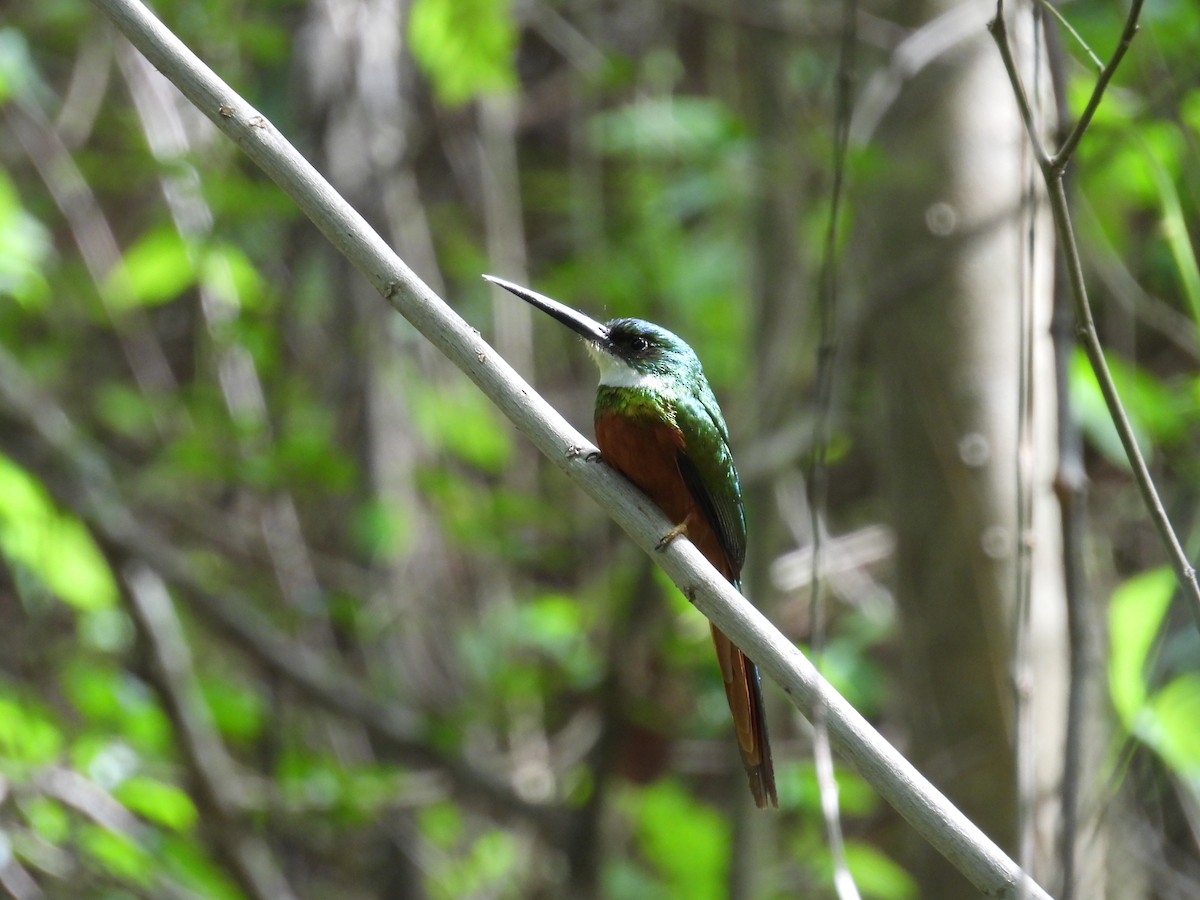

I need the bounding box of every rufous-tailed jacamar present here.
[485,275,777,808]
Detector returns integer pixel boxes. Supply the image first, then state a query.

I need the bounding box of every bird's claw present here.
[567,445,603,462]
[655,523,687,552]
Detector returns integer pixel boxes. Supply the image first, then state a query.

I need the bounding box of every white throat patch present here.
[590,346,662,390]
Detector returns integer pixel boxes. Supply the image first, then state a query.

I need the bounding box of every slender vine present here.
[989,0,1200,630]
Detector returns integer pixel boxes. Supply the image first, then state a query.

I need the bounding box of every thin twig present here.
[82,0,1054,894]
[1036,0,1103,72]
[990,0,1200,630]
[1043,23,1094,897]
[808,0,861,896]
[1012,7,1044,895]
[990,2,1050,166]
[1052,0,1143,167]
[1054,262,1093,900]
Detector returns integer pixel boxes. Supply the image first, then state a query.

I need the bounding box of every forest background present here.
[1,0,1198,897]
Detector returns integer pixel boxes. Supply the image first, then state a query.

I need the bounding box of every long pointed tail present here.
[711,624,777,808]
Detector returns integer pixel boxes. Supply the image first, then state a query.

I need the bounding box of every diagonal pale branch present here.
[990,0,1200,630]
[86,0,1050,895]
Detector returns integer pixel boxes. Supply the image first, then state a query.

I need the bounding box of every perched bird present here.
[485,275,777,808]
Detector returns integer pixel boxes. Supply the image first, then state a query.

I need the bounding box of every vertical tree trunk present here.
[859,0,1069,893]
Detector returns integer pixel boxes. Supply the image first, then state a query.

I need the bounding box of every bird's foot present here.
[655,522,688,552]
[567,445,603,463]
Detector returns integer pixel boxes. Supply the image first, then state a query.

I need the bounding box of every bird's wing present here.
[674,394,747,580]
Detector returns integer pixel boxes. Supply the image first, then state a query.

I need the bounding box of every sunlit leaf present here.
[24,797,70,844]
[1067,350,1196,466]
[410,382,514,472]
[780,759,876,817]
[1108,567,1173,726]
[0,454,118,611]
[519,593,602,687]
[0,692,63,766]
[80,824,153,885]
[112,225,195,308]
[1142,135,1200,328]
[427,827,520,900]
[160,834,242,900]
[201,240,266,310]
[520,593,580,651]
[420,802,464,850]
[631,781,727,900]
[115,775,198,832]
[62,662,171,754]
[1147,674,1200,778]
[408,0,516,106]
[843,840,917,900]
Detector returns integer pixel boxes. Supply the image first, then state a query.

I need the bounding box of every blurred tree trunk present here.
[858,0,1078,893]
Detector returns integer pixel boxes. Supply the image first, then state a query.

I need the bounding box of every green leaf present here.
[1068,349,1196,466]
[199,675,265,743]
[113,225,195,308]
[1069,351,1133,464]
[95,383,160,442]
[420,802,464,850]
[0,167,51,306]
[62,662,172,754]
[0,691,63,767]
[352,499,413,558]
[114,776,198,832]
[843,840,917,900]
[0,454,118,611]
[631,781,728,900]
[160,834,242,900]
[1147,674,1200,778]
[80,824,154,885]
[518,593,601,687]
[24,797,70,844]
[410,381,514,472]
[200,240,266,310]
[1142,134,1200,330]
[520,593,581,652]
[1108,567,1173,726]
[780,759,876,817]
[408,0,516,106]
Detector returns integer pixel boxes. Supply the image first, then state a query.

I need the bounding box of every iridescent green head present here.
[484,275,704,391]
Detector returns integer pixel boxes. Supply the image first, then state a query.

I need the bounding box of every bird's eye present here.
[631,336,650,353]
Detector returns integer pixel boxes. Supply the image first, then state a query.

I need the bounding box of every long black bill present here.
[483,275,609,346]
